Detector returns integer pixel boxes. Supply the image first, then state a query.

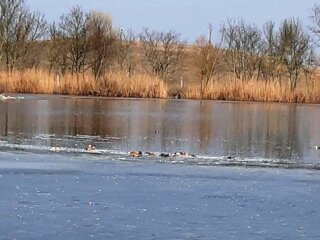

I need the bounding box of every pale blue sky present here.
[29,0,318,42]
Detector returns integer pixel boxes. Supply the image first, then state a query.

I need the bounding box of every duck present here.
[174,152,189,157]
[160,153,171,158]
[129,151,142,157]
[311,146,320,150]
[145,151,156,156]
[86,144,97,151]
[50,147,61,152]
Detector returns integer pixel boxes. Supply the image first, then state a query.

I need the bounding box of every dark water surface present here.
[0,94,320,168]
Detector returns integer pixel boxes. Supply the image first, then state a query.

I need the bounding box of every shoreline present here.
[2,92,320,105]
[0,70,320,104]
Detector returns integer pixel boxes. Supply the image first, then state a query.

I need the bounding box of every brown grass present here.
[0,70,168,98]
[183,76,320,103]
[1,70,320,103]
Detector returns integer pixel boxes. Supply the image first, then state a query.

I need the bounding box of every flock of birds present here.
[85,144,196,158]
[128,150,196,158]
[49,144,197,158]
[52,143,320,158]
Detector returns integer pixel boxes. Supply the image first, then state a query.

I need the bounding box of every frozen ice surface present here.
[0,151,320,239]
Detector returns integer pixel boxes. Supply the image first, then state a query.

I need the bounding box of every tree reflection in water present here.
[0,96,319,164]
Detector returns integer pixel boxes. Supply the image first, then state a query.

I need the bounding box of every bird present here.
[129,151,142,157]
[0,94,15,100]
[180,152,189,157]
[50,147,61,152]
[160,153,171,158]
[311,146,320,150]
[145,152,156,156]
[86,144,97,151]
[173,152,189,157]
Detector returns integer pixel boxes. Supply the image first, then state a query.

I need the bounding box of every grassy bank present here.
[1,70,320,103]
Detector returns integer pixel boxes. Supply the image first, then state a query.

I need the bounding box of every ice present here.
[1,140,319,170]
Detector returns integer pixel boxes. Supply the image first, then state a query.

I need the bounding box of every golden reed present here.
[0,70,167,98]
[184,76,320,103]
[1,70,320,103]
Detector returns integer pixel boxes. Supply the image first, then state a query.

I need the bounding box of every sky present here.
[28,0,319,42]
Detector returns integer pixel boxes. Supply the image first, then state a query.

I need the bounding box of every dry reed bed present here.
[0,70,320,103]
[0,70,167,98]
[184,78,320,103]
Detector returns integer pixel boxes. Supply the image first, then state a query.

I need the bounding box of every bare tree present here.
[194,25,224,95]
[47,22,68,75]
[139,29,185,81]
[116,28,136,76]
[87,11,116,79]
[310,4,320,70]
[59,6,90,77]
[0,0,46,72]
[261,21,281,81]
[221,19,263,81]
[278,18,310,91]
[20,41,46,70]
[310,4,320,47]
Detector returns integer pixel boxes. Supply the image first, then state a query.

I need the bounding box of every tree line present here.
[1,0,320,94]
[195,18,314,94]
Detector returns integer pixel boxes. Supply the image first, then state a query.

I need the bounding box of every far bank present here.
[1,70,320,103]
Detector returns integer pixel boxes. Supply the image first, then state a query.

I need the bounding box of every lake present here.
[0,94,320,168]
[0,94,320,239]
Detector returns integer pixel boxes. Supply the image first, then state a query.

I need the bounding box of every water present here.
[0,94,320,169]
[1,94,320,239]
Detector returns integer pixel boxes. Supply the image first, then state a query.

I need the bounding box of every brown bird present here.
[129,151,142,157]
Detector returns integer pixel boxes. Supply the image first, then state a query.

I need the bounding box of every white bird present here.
[0,94,15,100]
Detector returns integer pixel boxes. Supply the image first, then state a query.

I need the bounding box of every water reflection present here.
[0,96,320,164]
